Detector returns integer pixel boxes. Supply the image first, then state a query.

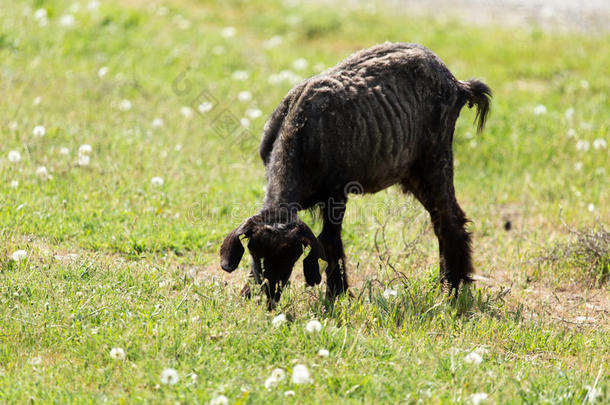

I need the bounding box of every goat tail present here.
[459,79,492,134]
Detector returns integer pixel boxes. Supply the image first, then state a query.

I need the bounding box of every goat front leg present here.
[319,196,349,299]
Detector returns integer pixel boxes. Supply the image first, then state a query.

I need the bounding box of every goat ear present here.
[219,218,254,272]
[299,222,325,286]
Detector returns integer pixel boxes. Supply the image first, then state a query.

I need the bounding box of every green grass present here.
[0,0,608,403]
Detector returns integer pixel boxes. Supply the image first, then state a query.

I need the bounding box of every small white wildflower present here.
[470,392,489,404]
[580,80,589,89]
[109,347,126,360]
[118,99,132,111]
[593,138,607,150]
[576,140,590,152]
[175,144,182,151]
[574,162,583,171]
[271,368,286,381]
[34,8,47,21]
[246,108,262,119]
[566,128,576,138]
[88,1,101,11]
[151,117,164,128]
[264,35,283,49]
[284,390,295,397]
[60,147,70,155]
[264,376,279,389]
[464,350,483,365]
[177,18,191,30]
[198,102,213,113]
[33,96,42,106]
[221,26,236,38]
[91,327,99,334]
[292,58,308,71]
[383,288,397,299]
[238,91,252,102]
[156,6,168,16]
[305,319,322,333]
[36,166,49,180]
[10,180,19,189]
[210,395,229,405]
[272,313,286,327]
[8,150,21,163]
[33,125,46,137]
[318,349,330,357]
[9,121,18,131]
[11,250,27,261]
[565,107,574,119]
[291,364,312,384]
[29,356,43,365]
[187,372,198,384]
[59,14,75,27]
[232,70,249,81]
[151,177,164,186]
[160,368,179,385]
[78,154,90,166]
[190,315,200,323]
[180,106,193,118]
[587,203,595,212]
[240,118,250,128]
[79,144,92,155]
[97,66,108,78]
[533,104,547,115]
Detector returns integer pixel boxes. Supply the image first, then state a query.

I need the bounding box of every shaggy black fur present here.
[220,42,492,307]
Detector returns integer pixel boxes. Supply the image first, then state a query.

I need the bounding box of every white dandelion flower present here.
[264,35,283,49]
[33,125,46,137]
[210,395,229,405]
[574,162,583,171]
[533,104,547,115]
[232,70,249,81]
[118,99,132,111]
[187,372,198,384]
[9,121,18,131]
[566,128,576,138]
[11,250,27,261]
[33,96,42,106]
[291,364,312,384]
[198,102,213,113]
[79,144,92,155]
[91,327,99,334]
[565,107,574,119]
[593,138,607,150]
[246,108,262,119]
[59,14,75,27]
[34,8,47,21]
[78,154,90,166]
[240,118,250,128]
[464,350,483,365]
[36,166,49,180]
[470,392,488,404]
[221,26,236,38]
[318,349,329,357]
[175,144,182,152]
[576,140,590,152]
[580,80,589,89]
[10,180,19,189]
[151,117,164,128]
[60,147,70,155]
[109,347,126,360]
[587,203,595,212]
[264,376,279,389]
[383,288,397,299]
[237,91,252,102]
[272,313,286,327]
[98,66,108,78]
[29,356,43,365]
[271,368,286,381]
[8,150,21,163]
[284,390,295,397]
[292,58,308,71]
[305,320,322,333]
[160,368,179,385]
[180,106,194,118]
[151,177,164,186]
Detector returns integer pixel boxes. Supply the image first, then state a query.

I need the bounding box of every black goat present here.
[220,42,491,308]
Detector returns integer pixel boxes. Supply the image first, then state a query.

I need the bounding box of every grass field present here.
[0,0,608,403]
